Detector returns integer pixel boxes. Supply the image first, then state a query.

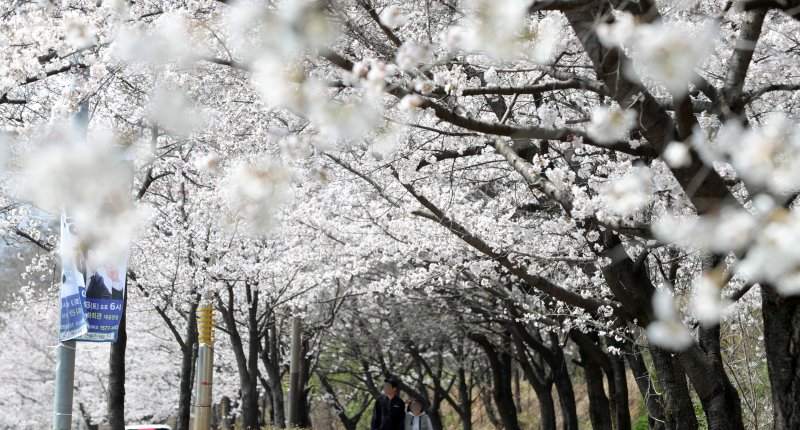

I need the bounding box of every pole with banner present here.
[53,57,134,428]
[52,83,90,429]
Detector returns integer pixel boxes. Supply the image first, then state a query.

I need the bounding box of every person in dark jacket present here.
[371,375,405,430]
[85,271,111,300]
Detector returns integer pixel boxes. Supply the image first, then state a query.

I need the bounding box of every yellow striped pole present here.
[193,302,215,430]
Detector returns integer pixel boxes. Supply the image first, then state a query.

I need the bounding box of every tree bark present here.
[680,326,744,430]
[107,287,127,430]
[243,288,262,429]
[217,283,261,430]
[176,300,199,430]
[457,365,473,430]
[297,335,313,428]
[514,336,556,430]
[578,343,613,430]
[262,313,286,428]
[482,389,503,430]
[651,347,697,430]
[468,333,521,430]
[762,287,800,430]
[611,352,632,430]
[548,335,579,430]
[562,5,734,215]
[625,341,665,430]
[532,379,557,430]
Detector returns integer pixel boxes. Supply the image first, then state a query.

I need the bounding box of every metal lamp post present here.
[193,300,215,430]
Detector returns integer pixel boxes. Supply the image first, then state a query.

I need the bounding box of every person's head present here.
[383,375,400,398]
[409,399,424,415]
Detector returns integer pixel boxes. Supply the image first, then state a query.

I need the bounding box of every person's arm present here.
[424,415,433,430]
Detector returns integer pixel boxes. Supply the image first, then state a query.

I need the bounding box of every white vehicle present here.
[124,425,171,430]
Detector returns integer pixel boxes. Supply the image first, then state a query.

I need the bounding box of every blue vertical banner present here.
[58,212,130,342]
[58,211,89,341]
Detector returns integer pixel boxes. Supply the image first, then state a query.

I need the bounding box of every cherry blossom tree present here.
[1,0,799,429]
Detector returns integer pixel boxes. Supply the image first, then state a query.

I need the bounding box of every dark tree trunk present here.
[316,371,368,430]
[762,287,800,430]
[512,325,578,430]
[611,353,632,430]
[261,380,274,424]
[176,300,199,430]
[513,364,522,414]
[482,390,503,430]
[428,392,445,430]
[297,336,313,428]
[549,337,579,430]
[578,344,613,430]
[242,289,262,429]
[469,333,521,430]
[457,366,473,430]
[404,341,450,430]
[79,403,99,430]
[514,336,555,430]
[262,314,286,428]
[218,283,261,430]
[108,287,127,430]
[625,341,665,430]
[529,374,556,430]
[498,336,521,430]
[681,326,744,430]
[428,408,444,430]
[651,347,697,430]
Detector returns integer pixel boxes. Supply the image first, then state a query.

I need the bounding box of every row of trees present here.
[1,0,798,429]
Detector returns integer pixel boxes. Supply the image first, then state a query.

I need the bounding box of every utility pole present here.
[193,298,215,430]
[288,317,302,427]
[53,59,90,430]
[53,340,77,429]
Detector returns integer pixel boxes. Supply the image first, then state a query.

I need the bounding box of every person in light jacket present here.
[404,399,433,430]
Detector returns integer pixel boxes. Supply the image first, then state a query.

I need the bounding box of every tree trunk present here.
[261,379,274,424]
[242,288,262,430]
[297,336,313,428]
[482,390,503,430]
[79,403,99,430]
[625,341,665,430]
[611,353,632,430]
[762,287,800,430]
[513,363,522,414]
[514,336,555,430]
[427,381,445,430]
[682,326,744,430]
[262,314,286,428]
[498,337,521,430]
[457,366,473,430]
[550,337,579,430]
[651,347,697,430]
[218,284,261,430]
[108,287,127,430]
[530,375,556,430]
[176,300,199,430]
[469,333,521,430]
[578,345,613,430]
